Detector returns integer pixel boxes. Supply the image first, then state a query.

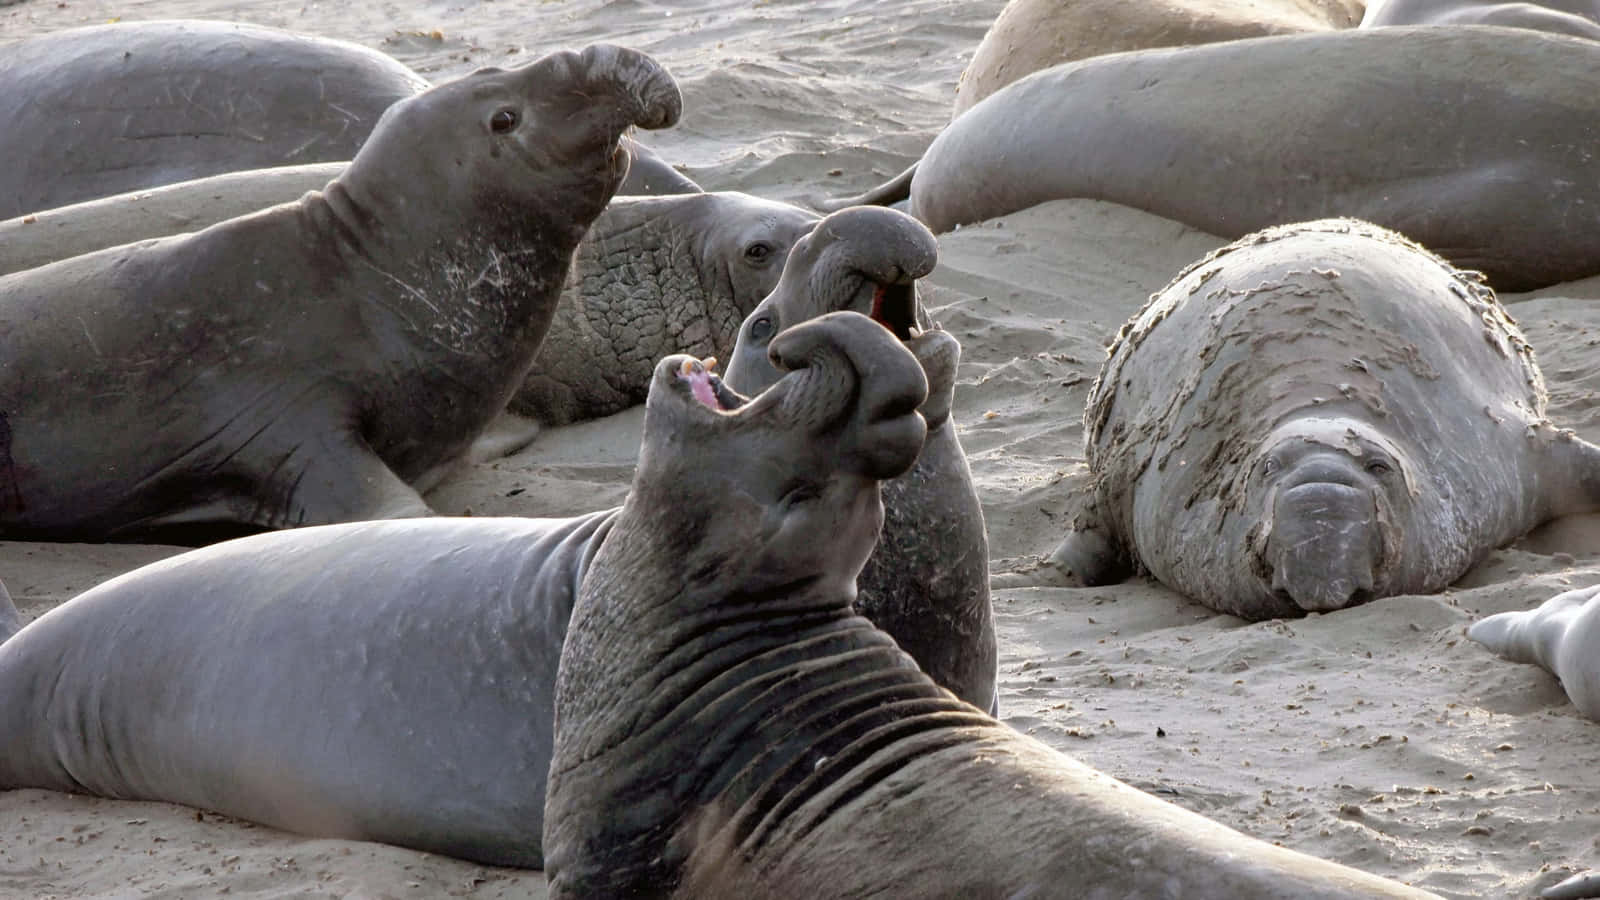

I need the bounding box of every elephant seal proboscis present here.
[1361,0,1600,39]
[0,20,429,220]
[1051,218,1600,620]
[824,26,1600,291]
[952,0,1361,117]
[542,310,1439,899]
[724,205,996,713]
[1469,583,1600,720]
[0,44,681,541]
[0,176,819,428]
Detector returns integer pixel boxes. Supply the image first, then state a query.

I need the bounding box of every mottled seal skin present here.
[1054,219,1600,620]
[0,513,613,868]
[825,26,1600,292]
[1469,584,1600,720]
[542,311,1440,900]
[1361,0,1600,39]
[724,205,995,713]
[0,45,681,541]
[0,20,429,220]
[514,191,820,425]
[0,180,818,428]
[953,0,1360,117]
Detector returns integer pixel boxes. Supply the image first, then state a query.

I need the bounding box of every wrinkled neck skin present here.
[546,469,986,896]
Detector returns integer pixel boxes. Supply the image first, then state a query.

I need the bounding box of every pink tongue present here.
[689,373,719,409]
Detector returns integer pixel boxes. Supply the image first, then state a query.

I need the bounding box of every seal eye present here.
[744,241,774,264]
[749,316,775,344]
[1261,457,1280,478]
[489,108,519,134]
[1365,459,1392,477]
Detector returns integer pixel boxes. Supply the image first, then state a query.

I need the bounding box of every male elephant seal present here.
[952,0,1361,117]
[0,178,819,427]
[0,207,984,869]
[1051,218,1600,620]
[724,205,996,714]
[1361,0,1600,39]
[1469,583,1600,720]
[0,20,429,219]
[0,44,681,541]
[825,26,1600,291]
[542,310,1438,899]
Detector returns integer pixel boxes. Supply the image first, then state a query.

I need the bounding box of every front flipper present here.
[1046,522,1134,587]
[286,437,433,525]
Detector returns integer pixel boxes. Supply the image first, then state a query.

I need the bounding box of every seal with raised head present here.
[1050,218,1600,620]
[724,205,996,713]
[542,309,1440,899]
[823,26,1600,291]
[0,44,681,541]
[1360,0,1600,39]
[0,180,819,428]
[0,20,429,219]
[1469,583,1600,720]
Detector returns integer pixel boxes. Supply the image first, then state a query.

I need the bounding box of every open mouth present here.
[868,281,918,341]
[677,357,747,411]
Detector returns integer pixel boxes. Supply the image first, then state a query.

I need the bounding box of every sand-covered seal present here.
[953,0,1361,117]
[1361,0,1600,39]
[724,205,995,713]
[0,177,819,427]
[1051,218,1600,620]
[0,20,429,219]
[825,26,1600,292]
[542,310,1439,899]
[1469,583,1600,720]
[0,44,681,541]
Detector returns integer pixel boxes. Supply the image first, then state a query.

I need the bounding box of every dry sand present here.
[4,2,1600,897]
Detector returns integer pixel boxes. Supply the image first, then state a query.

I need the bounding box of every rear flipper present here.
[1543,871,1600,900]
[1467,584,1600,670]
[812,162,917,214]
[0,578,18,643]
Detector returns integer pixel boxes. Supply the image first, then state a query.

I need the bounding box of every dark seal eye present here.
[1261,457,1280,478]
[1365,459,1392,476]
[489,108,519,134]
[749,316,775,343]
[744,241,773,264]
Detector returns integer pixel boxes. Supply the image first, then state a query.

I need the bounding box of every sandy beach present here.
[3,1,1600,897]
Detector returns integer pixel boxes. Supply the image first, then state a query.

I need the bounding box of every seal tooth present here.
[703,357,718,372]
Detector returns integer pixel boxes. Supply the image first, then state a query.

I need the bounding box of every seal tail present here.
[812,163,918,214]
[0,578,19,644]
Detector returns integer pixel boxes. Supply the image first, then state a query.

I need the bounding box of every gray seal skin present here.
[1361,0,1600,39]
[0,512,613,868]
[0,44,682,541]
[1468,583,1600,720]
[0,20,429,220]
[542,310,1440,900]
[823,26,1600,292]
[0,180,819,427]
[1053,218,1600,620]
[724,205,996,713]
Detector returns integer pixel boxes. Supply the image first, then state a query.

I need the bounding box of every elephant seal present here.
[724,205,996,713]
[0,579,16,642]
[1361,0,1600,39]
[0,20,429,219]
[824,26,1600,292]
[1468,583,1600,720]
[1051,218,1600,620]
[0,512,615,868]
[0,44,681,541]
[0,179,818,427]
[542,310,1439,899]
[953,0,1361,117]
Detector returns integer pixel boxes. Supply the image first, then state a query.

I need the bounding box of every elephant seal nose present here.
[1264,482,1382,613]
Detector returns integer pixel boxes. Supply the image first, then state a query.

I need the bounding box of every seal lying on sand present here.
[0,206,990,870]
[0,45,680,541]
[1050,218,1600,620]
[724,205,995,713]
[825,26,1600,291]
[0,20,429,219]
[1361,0,1600,39]
[0,178,819,428]
[953,0,1360,116]
[1469,584,1600,720]
[542,310,1439,899]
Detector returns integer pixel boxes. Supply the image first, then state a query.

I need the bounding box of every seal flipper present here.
[1047,523,1134,587]
[1542,871,1600,900]
[1544,430,1600,518]
[0,578,19,644]
[812,162,917,214]
[279,433,433,526]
